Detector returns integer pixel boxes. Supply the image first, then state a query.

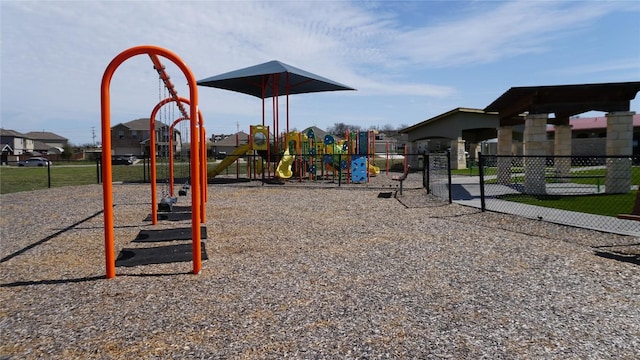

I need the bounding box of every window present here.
[131,130,137,139]
[118,130,124,140]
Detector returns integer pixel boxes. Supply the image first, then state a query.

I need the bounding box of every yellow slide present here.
[369,163,380,176]
[276,147,295,179]
[209,143,252,178]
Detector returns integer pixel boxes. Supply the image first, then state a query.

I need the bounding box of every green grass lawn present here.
[0,160,269,194]
[451,167,481,176]
[0,165,149,194]
[448,165,639,218]
[482,167,640,186]
[498,191,636,217]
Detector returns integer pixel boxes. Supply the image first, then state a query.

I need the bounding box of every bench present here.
[392,165,411,196]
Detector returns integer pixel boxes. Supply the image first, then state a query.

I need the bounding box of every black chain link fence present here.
[424,152,451,203]
[1,153,416,194]
[478,154,640,236]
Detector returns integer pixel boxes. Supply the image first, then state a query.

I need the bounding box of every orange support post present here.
[200,121,207,224]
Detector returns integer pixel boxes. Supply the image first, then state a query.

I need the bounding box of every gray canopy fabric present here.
[196,60,355,98]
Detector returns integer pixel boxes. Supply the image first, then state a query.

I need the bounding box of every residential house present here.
[547,114,640,156]
[111,118,182,157]
[373,131,402,154]
[0,128,34,155]
[211,131,249,156]
[0,128,72,163]
[301,126,328,142]
[24,131,68,153]
[1,143,13,165]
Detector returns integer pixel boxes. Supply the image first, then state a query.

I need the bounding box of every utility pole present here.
[92,126,96,146]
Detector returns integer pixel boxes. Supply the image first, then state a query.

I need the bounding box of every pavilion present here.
[484,81,640,194]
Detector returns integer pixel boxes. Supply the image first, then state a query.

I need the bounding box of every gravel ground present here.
[1,174,639,359]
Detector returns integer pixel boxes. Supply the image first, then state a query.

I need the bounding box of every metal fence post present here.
[478,152,486,212]
[47,160,51,188]
[424,153,430,193]
[338,153,342,187]
[446,150,452,203]
[143,156,148,183]
[96,156,101,184]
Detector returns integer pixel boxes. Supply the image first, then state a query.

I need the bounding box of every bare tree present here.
[327,122,362,135]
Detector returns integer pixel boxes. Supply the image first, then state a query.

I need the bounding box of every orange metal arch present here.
[150,98,207,223]
[101,45,201,279]
[169,116,188,197]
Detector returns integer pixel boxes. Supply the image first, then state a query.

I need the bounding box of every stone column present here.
[554,123,572,182]
[497,126,513,185]
[524,113,548,195]
[606,111,634,194]
[450,137,466,170]
[468,143,479,160]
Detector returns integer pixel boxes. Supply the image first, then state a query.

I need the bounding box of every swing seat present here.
[179,189,188,196]
[158,196,178,212]
[158,201,172,213]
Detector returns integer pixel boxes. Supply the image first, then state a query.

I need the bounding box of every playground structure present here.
[101,45,205,278]
[208,126,385,184]
[196,60,392,183]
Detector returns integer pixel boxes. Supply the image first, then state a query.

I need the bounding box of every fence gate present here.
[424,152,451,203]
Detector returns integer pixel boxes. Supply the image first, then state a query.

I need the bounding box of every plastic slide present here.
[209,143,252,178]
[276,147,295,179]
[369,163,380,176]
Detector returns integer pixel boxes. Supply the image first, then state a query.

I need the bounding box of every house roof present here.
[398,108,497,133]
[1,143,13,152]
[0,128,26,137]
[32,140,52,151]
[549,114,640,131]
[24,131,68,141]
[119,118,169,131]
[302,126,327,140]
[213,131,250,146]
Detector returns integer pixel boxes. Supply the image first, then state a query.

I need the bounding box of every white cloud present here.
[380,1,637,68]
[550,58,640,78]
[1,0,638,144]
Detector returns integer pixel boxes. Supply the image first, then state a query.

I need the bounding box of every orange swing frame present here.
[101,45,202,278]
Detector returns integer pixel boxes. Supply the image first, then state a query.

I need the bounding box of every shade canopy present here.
[196,60,356,98]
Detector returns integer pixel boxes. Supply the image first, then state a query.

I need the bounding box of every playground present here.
[2,45,639,357]
[1,181,639,358]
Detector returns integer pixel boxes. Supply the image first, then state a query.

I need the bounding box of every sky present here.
[1,0,639,146]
